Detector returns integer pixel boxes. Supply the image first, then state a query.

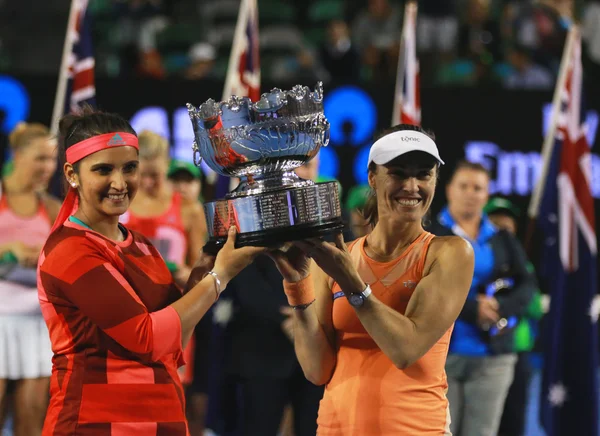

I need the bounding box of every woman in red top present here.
[269,125,475,435]
[37,108,264,435]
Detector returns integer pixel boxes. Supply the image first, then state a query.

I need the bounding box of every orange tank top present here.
[317,232,452,436]
[120,193,187,265]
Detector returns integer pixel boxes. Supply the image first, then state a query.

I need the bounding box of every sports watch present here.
[347,284,372,308]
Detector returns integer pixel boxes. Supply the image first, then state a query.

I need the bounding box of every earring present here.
[71,182,77,188]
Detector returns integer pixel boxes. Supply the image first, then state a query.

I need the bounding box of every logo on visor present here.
[401,136,420,142]
[107,133,126,146]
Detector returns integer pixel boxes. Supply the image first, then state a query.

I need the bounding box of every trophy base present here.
[202,181,343,255]
[203,217,344,255]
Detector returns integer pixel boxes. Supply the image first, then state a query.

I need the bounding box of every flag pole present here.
[392,1,416,126]
[527,25,577,220]
[524,25,577,252]
[51,0,78,135]
[222,0,250,101]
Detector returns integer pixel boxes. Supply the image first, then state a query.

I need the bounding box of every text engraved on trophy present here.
[258,193,292,229]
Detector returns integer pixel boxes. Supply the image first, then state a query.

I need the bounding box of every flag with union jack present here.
[537,26,599,436]
[216,0,260,197]
[65,0,95,112]
[51,0,95,134]
[222,0,260,102]
[392,1,420,126]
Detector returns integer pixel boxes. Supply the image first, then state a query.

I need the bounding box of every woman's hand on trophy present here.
[267,243,311,283]
[295,233,363,293]
[212,226,268,287]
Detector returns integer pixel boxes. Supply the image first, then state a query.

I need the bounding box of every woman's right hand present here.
[267,243,311,283]
[212,227,267,286]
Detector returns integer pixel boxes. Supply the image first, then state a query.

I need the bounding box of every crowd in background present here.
[1,0,599,88]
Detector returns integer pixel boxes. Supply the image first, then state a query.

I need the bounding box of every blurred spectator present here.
[417,0,458,55]
[538,0,574,20]
[501,1,540,51]
[503,43,553,90]
[137,49,166,78]
[435,56,505,87]
[0,122,60,436]
[352,0,402,80]
[184,42,216,80]
[168,159,203,204]
[318,20,360,82]
[583,0,600,80]
[113,0,167,20]
[529,3,568,71]
[458,0,502,64]
[268,47,325,83]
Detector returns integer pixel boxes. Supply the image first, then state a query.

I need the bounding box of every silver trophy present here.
[187,82,343,252]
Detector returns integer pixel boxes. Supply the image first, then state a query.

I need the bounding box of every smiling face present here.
[368,151,438,224]
[65,146,140,220]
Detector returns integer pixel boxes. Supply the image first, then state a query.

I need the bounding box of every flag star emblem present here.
[213,298,233,327]
[548,383,568,407]
[589,295,600,323]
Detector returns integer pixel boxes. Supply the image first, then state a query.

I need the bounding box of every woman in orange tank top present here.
[269,124,475,435]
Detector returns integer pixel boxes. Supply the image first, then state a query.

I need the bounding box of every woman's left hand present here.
[295,233,364,293]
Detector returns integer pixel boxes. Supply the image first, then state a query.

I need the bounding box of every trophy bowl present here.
[188,82,344,253]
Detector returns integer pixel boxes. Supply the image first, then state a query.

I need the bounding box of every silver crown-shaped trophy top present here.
[187,82,330,189]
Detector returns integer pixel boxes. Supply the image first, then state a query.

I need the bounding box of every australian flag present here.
[65,0,96,113]
[538,26,599,436]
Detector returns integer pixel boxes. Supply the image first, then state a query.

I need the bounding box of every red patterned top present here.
[38,219,188,435]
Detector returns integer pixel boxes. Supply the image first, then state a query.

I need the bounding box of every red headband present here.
[66,132,139,163]
[49,132,139,234]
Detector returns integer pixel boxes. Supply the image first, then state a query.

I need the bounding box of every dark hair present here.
[362,124,437,226]
[59,105,137,172]
[447,160,490,184]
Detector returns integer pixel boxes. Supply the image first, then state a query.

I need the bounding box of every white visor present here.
[367,130,444,168]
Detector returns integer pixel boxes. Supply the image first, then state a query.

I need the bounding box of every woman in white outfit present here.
[0,123,60,435]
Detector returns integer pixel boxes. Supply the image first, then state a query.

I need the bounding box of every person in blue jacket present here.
[427,161,537,436]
